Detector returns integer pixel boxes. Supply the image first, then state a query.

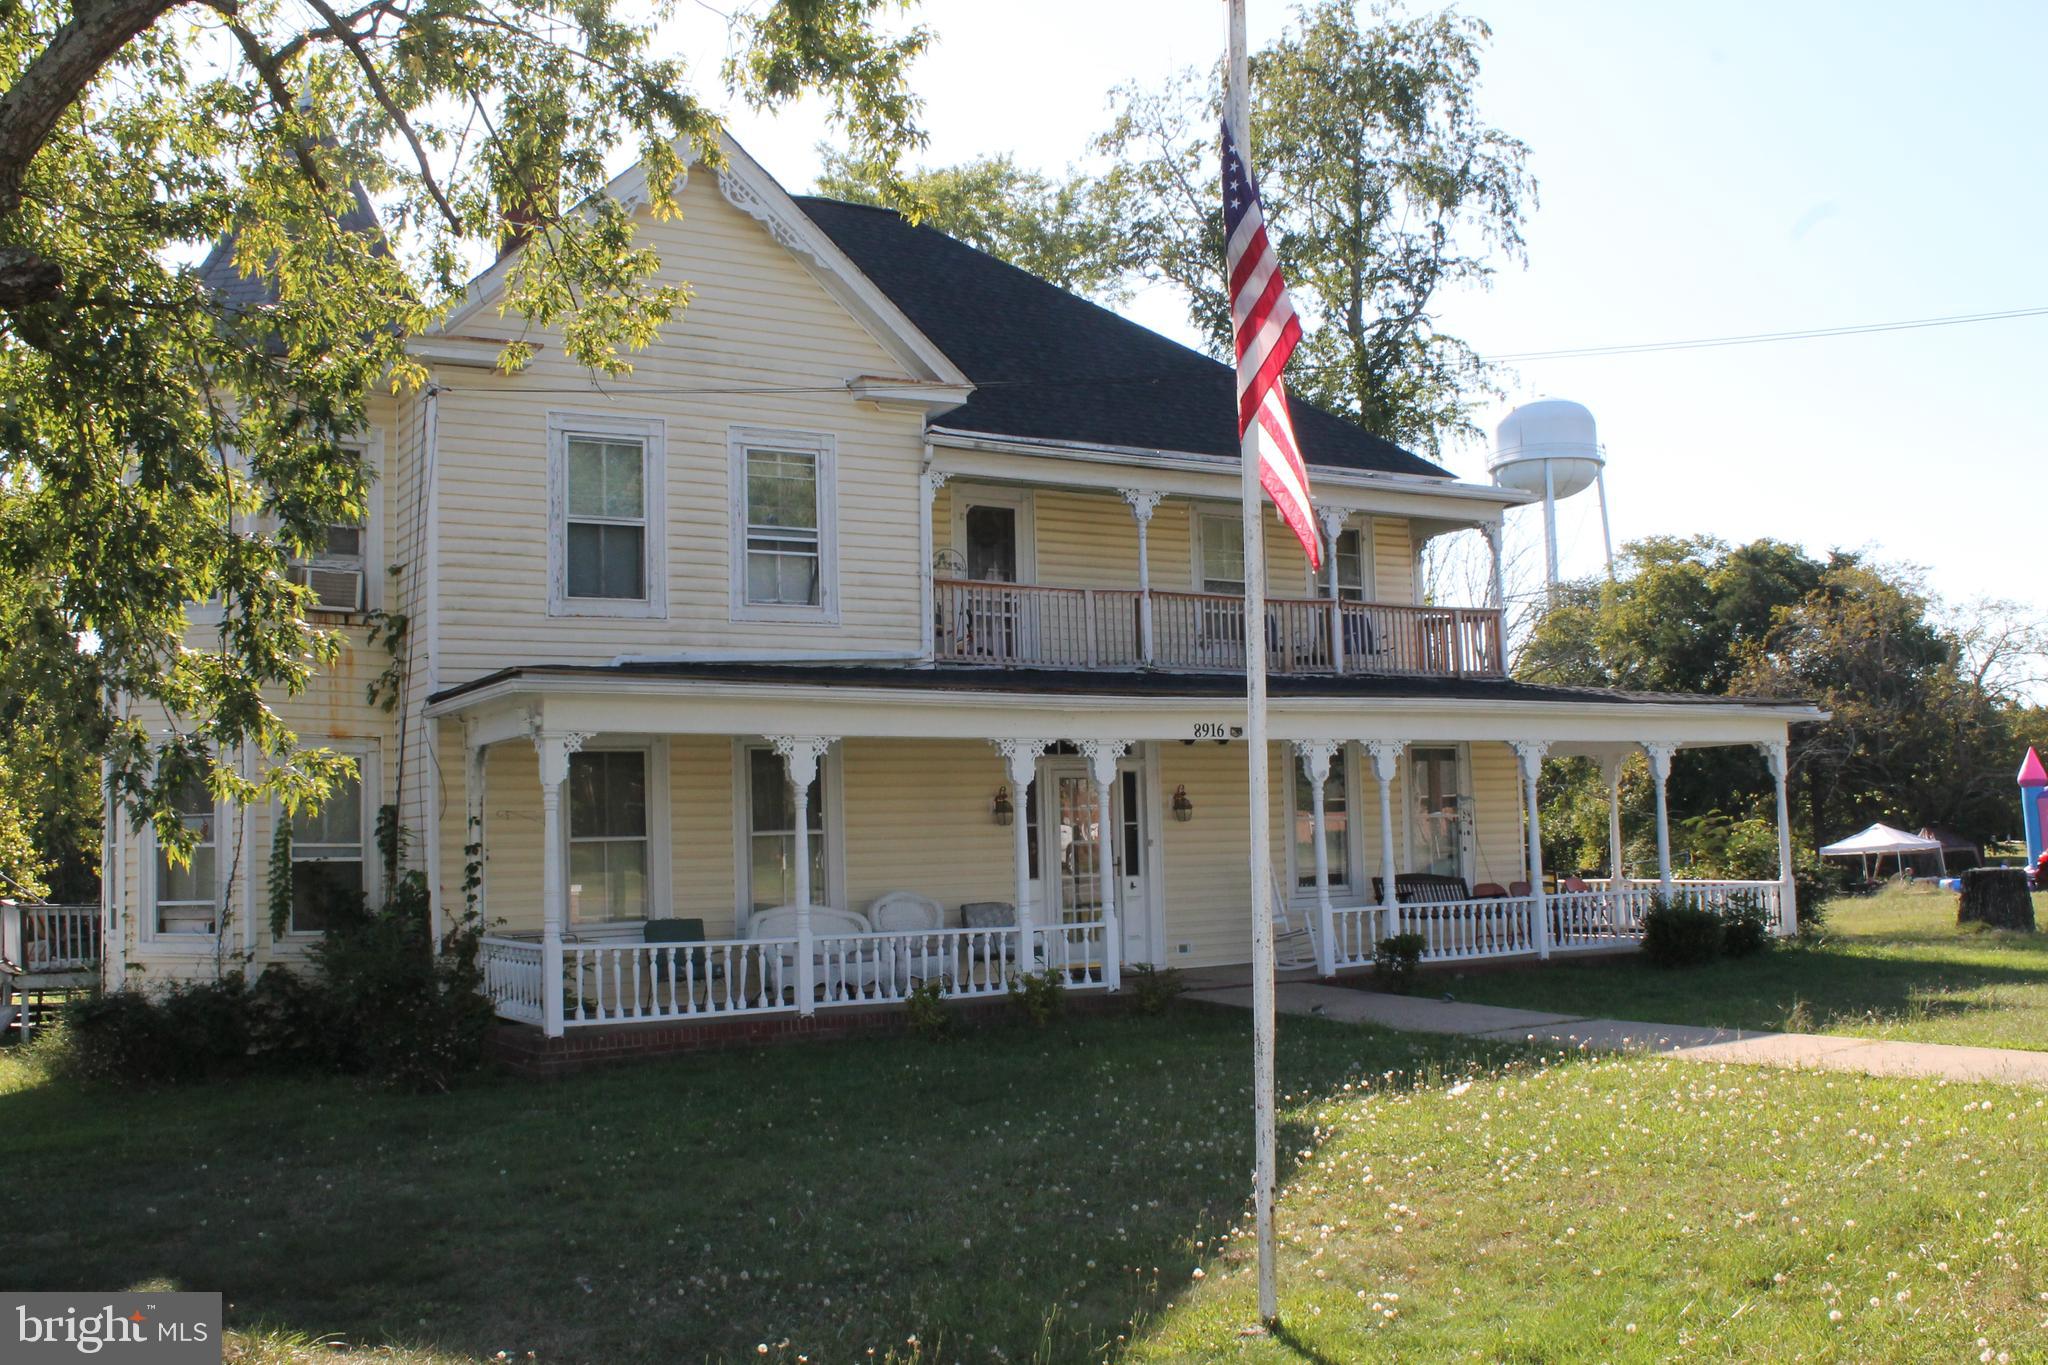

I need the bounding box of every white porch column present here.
[1483,521,1506,611]
[995,739,1050,975]
[1080,739,1129,989]
[1760,739,1798,935]
[1121,489,1161,665]
[462,722,488,925]
[771,735,836,1016]
[1513,741,1551,959]
[1318,505,1349,672]
[1600,752,1626,933]
[919,464,948,660]
[534,728,588,1038]
[1643,741,1678,897]
[1293,740,1340,975]
[1366,740,1404,943]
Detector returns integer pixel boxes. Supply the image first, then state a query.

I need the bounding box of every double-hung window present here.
[290,766,368,933]
[1199,512,1246,596]
[1292,749,1351,892]
[155,776,220,937]
[1334,527,1371,602]
[568,750,650,923]
[731,428,837,621]
[549,414,665,616]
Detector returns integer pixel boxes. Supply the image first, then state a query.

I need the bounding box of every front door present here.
[1039,760,1150,966]
[963,504,1024,660]
[1409,746,1470,882]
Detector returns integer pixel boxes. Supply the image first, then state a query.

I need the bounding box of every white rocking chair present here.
[1269,869,1321,971]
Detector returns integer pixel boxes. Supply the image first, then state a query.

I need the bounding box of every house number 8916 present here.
[1192,723,1242,740]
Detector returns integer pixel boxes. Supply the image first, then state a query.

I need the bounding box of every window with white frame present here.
[1292,749,1351,892]
[744,745,827,912]
[155,775,220,936]
[1198,511,1245,595]
[549,415,665,617]
[289,765,368,933]
[1334,527,1370,602]
[731,427,836,620]
[568,749,649,923]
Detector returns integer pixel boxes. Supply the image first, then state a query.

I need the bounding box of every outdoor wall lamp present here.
[992,785,1015,826]
[1172,784,1195,823]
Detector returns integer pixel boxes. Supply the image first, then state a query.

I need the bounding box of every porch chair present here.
[748,905,879,1002]
[868,890,946,988]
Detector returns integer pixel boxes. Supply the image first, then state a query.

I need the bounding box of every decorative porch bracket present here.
[770,735,838,1017]
[1511,741,1552,959]
[1120,489,1162,665]
[1292,740,1340,976]
[532,726,590,1038]
[1078,740,1131,990]
[993,738,1052,977]
[1758,739,1798,934]
[1365,740,1405,942]
[1642,740,1680,895]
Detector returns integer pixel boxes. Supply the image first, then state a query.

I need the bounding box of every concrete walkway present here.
[1186,982,2048,1088]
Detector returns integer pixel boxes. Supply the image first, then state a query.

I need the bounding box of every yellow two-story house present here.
[101,137,1820,1043]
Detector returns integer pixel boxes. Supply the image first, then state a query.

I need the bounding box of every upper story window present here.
[290,515,369,613]
[548,412,667,618]
[154,775,221,937]
[730,427,838,623]
[1198,512,1245,596]
[1334,526,1372,602]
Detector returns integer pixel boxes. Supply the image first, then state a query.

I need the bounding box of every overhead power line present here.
[1487,305,2048,363]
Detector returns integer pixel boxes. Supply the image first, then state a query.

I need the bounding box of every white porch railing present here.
[1325,880,1785,970]
[935,578,1506,678]
[563,937,796,1026]
[481,920,1118,1031]
[479,936,546,1025]
[0,903,101,974]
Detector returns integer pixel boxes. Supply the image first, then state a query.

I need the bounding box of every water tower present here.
[1488,398,1614,590]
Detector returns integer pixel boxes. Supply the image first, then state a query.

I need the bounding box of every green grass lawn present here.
[1440,882,2048,1052]
[5,1004,2047,1362]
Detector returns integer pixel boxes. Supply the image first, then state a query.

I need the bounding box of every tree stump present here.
[1958,868,2036,931]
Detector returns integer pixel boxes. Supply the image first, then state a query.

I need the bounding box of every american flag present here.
[1221,117,1319,571]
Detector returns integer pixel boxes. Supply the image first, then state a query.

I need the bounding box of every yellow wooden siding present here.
[429,170,930,686]
[1467,742,1529,890]
[1156,741,1254,965]
[1370,517,1415,603]
[840,738,1016,913]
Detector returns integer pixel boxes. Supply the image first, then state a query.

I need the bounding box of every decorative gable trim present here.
[718,167,823,264]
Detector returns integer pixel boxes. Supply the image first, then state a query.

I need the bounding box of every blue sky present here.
[669,0,2046,613]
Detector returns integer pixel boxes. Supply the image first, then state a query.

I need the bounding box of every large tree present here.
[817,1,1533,456]
[0,0,928,857]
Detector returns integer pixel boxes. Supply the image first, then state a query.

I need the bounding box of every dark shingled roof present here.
[429,659,1819,710]
[195,184,383,314]
[795,196,1453,480]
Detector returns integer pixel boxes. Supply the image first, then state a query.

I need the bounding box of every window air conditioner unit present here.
[288,563,366,613]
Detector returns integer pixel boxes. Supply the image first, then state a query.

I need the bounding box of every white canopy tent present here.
[1819,822,1948,879]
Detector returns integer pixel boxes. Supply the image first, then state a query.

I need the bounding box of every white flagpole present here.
[1226,0,1280,1330]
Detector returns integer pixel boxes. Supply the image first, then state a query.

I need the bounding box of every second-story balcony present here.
[934,578,1505,677]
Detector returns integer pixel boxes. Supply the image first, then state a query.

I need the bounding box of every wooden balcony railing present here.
[934,578,1505,677]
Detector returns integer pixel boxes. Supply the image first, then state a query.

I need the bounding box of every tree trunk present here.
[1958,868,2035,931]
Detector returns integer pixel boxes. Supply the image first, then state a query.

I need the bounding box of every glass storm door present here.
[964,504,1023,659]
[1114,766,1149,964]
[1411,746,1465,879]
[1046,767,1103,924]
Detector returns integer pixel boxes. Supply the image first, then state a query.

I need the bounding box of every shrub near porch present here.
[5,1008,2048,1362]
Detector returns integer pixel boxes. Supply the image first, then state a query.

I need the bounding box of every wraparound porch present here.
[424,665,1818,1038]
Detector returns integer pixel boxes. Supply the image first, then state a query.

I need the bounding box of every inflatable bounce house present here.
[2023,747,2046,887]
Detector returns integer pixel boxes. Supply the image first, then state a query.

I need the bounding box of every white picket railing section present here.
[1322,880,1783,969]
[479,936,546,1025]
[812,925,1020,1005]
[1391,896,1540,962]
[0,903,101,973]
[935,578,1507,678]
[562,937,796,1026]
[1036,918,1111,986]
